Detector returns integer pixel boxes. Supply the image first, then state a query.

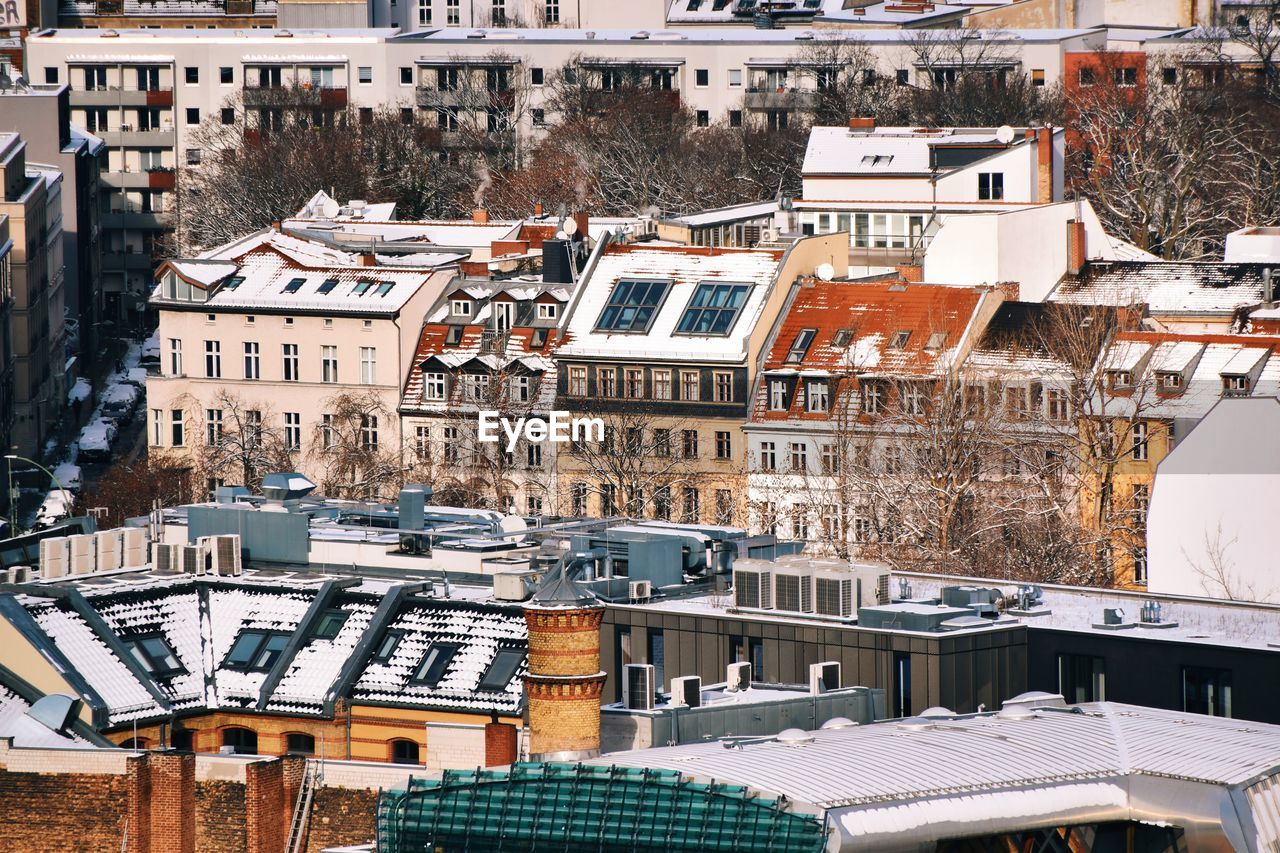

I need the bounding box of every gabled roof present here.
[1050,261,1269,315]
[401,323,560,415]
[803,126,1035,177]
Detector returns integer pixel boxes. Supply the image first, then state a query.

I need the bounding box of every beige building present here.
[146,228,454,497]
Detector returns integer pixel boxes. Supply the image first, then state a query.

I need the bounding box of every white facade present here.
[1146,397,1280,604]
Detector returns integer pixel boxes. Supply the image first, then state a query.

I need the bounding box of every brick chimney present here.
[1067,219,1086,275]
[534,202,544,217]
[848,117,876,130]
[359,252,376,267]
[472,208,490,225]
[573,211,590,243]
[1036,127,1054,203]
[484,710,519,766]
[126,751,195,853]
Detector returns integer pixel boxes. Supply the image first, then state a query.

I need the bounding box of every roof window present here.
[125,634,185,677]
[223,275,245,290]
[675,282,751,336]
[595,279,671,333]
[317,277,339,294]
[283,277,305,294]
[353,280,373,296]
[411,642,459,687]
[477,648,525,692]
[832,328,853,347]
[223,630,291,672]
[889,330,911,349]
[785,328,817,364]
[312,610,348,640]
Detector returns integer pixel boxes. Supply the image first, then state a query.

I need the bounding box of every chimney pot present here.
[473,208,490,225]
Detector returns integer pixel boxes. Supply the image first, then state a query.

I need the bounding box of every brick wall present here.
[148,752,195,853]
[195,780,246,851]
[244,759,283,853]
[306,787,380,853]
[0,771,127,851]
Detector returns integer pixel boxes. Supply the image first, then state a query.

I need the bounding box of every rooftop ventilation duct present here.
[259,472,316,505]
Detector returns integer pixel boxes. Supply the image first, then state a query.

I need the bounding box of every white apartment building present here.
[146,228,454,496]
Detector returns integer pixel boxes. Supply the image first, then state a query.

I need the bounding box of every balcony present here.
[242,85,348,108]
[101,169,175,190]
[102,209,174,230]
[97,128,176,148]
[102,251,159,272]
[70,88,173,107]
[744,88,819,110]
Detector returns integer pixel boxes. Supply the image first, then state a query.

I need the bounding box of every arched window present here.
[222,727,258,755]
[285,732,316,755]
[171,729,194,751]
[390,738,420,765]
[120,737,148,750]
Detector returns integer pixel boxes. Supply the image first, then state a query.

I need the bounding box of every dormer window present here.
[536,303,558,320]
[451,298,472,317]
[1109,370,1132,388]
[1158,372,1182,390]
[769,379,788,411]
[223,275,245,290]
[1223,374,1249,395]
[785,329,816,364]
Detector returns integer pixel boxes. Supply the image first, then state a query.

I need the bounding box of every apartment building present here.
[554,234,846,525]
[0,134,64,458]
[146,228,453,496]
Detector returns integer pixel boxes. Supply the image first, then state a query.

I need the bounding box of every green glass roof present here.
[377,761,826,852]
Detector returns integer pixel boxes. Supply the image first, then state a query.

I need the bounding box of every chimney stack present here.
[534,202,544,217]
[484,710,518,767]
[473,208,490,225]
[359,252,376,267]
[1036,127,1054,203]
[848,117,876,131]
[1067,219,1086,275]
[573,211,590,244]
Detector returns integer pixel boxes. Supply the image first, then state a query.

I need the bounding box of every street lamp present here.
[5,454,68,535]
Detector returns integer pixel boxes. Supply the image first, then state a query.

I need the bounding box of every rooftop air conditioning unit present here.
[179,544,206,575]
[95,529,123,572]
[628,580,651,602]
[493,570,535,602]
[760,228,777,243]
[121,528,147,568]
[201,535,242,576]
[726,661,751,692]
[69,534,95,575]
[39,537,69,578]
[669,675,702,709]
[8,566,29,584]
[809,661,841,695]
[814,572,855,618]
[622,663,655,711]
[773,566,813,614]
[152,542,180,573]
[877,573,892,604]
[734,567,772,609]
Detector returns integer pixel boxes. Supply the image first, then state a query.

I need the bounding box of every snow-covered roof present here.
[1050,262,1269,315]
[803,125,1034,176]
[669,200,779,228]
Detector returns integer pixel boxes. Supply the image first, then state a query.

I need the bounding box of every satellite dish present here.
[995,125,1015,144]
[816,263,835,281]
[561,217,579,236]
[554,230,568,240]
[499,515,528,535]
[319,197,341,219]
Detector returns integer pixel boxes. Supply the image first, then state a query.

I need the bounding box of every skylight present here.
[312,610,348,640]
[477,647,525,692]
[889,330,912,349]
[924,331,948,351]
[353,280,373,296]
[283,277,306,294]
[595,279,671,333]
[832,328,853,348]
[675,282,751,336]
[373,630,403,663]
[223,275,245,290]
[317,278,339,295]
[223,630,291,672]
[785,328,817,364]
[411,642,459,687]
[126,635,184,677]
[376,281,395,297]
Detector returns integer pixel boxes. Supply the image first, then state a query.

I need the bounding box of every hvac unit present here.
[152,542,181,573]
[809,661,841,696]
[39,537,69,578]
[726,661,751,693]
[201,535,242,576]
[760,228,777,243]
[814,572,855,618]
[179,545,206,575]
[773,566,813,614]
[121,528,147,568]
[877,573,891,604]
[6,566,29,584]
[627,580,652,602]
[493,571,536,602]
[622,664,655,711]
[68,534,95,575]
[734,567,772,609]
[95,529,123,572]
[669,675,702,709]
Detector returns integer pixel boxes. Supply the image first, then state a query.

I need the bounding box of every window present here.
[598,369,617,397]
[759,441,776,472]
[220,66,234,84]
[360,347,377,384]
[151,409,164,447]
[221,107,235,125]
[821,443,839,474]
[390,739,420,765]
[446,0,459,22]
[450,298,471,317]
[1131,422,1148,461]
[1078,66,1095,86]
[412,426,430,460]
[321,346,338,383]
[445,326,464,346]
[373,630,404,664]
[1058,654,1105,703]
[223,631,290,671]
[171,410,185,447]
[169,338,183,375]
[187,148,203,165]
[1158,371,1182,390]
[695,110,709,127]
[284,412,301,451]
[185,107,200,125]
[358,66,372,84]
[681,489,700,524]
[204,340,221,377]
[285,733,315,755]
[571,482,588,516]
[789,442,807,472]
[478,648,524,691]
[652,369,672,400]
[443,426,458,462]
[544,0,559,22]
[282,344,299,381]
[1114,66,1137,86]
[977,172,1004,201]
[222,727,258,755]
[806,380,829,413]
[682,430,699,459]
[714,489,734,525]
[1162,67,1177,85]
[412,642,459,686]
[713,371,734,403]
[1047,388,1069,420]
[785,329,816,363]
[535,302,558,320]
[862,381,883,414]
[671,372,695,403]
[1183,666,1231,717]
[791,510,809,540]
[895,68,909,85]
[624,368,644,398]
[126,635,184,676]
[527,442,543,468]
[676,283,751,335]
[400,66,413,85]
[901,383,925,415]
[715,431,731,460]
[318,278,339,296]
[44,66,58,85]
[509,375,531,403]
[729,109,742,127]
[595,279,670,333]
[1132,546,1148,584]
[568,366,587,396]
[1224,374,1249,394]
[417,0,431,23]
[530,67,545,86]
[361,414,379,450]
[242,341,260,380]
[653,428,671,458]
[311,610,348,640]
[769,380,788,411]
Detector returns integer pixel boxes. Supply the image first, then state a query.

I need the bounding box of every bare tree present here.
[310,390,406,500]
[797,34,902,126]
[1186,523,1259,601]
[1224,0,1280,99]
[82,451,194,529]
[181,389,296,492]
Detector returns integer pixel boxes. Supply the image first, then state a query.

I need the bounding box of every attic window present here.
[785,328,817,364]
[676,282,751,336]
[1109,370,1132,387]
[353,280,373,296]
[125,634,185,677]
[451,298,472,316]
[477,647,525,692]
[1158,372,1181,389]
[536,303,558,320]
[924,331,947,351]
[373,629,403,663]
[832,328,853,347]
[283,277,306,294]
[530,328,549,348]
[317,278,339,294]
[376,281,395,297]
[889,330,911,349]
[223,275,245,290]
[1223,374,1249,394]
[411,642,459,687]
[445,326,464,346]
[859,154,893,166]
[595,279,671,333]
[312,610,348,640]
[223,630,291,672]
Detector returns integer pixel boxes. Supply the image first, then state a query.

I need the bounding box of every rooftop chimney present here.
[849,117,876,130]
[1067,219,1086,275]
[573,211,590,243]
[473,208,490,225]
[359,252,376,267]
[1036,127,1054,203]
[534,202,544,217]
